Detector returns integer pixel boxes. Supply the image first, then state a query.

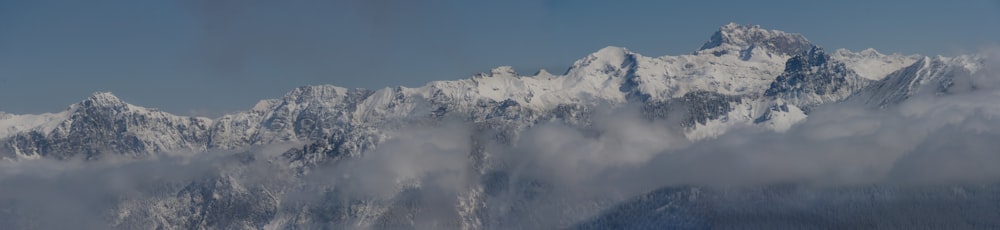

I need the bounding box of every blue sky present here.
[1,0,998,116]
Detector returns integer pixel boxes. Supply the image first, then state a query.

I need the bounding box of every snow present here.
[859,54,985,107]
[252,99,280,111]
[0,23,975,153]
[684,99,808,140]
[763,103,808,132]
[0,91,221,156]
[396,38,796,113]
[832,48,921,80]
[650,49,788,97]
[0,111,70,138]
[685,100,758,140]
[698,22,812,57]
[88,91,125,105]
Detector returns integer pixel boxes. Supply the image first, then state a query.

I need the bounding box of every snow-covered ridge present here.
[832,48,921,80]
[857,54,985,107]
[0,23,976,159]
[1,92,213,158]
[0,92,138,138]
[0,111,69,138]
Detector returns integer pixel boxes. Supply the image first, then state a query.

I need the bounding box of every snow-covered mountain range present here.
[0,23,993,229]
[1,23,972,160]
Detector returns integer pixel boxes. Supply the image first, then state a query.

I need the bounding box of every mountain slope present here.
[856,55,984,107]
[2,93,212,160]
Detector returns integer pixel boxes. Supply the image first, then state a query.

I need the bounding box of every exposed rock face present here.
[765,46,871,108]
[698,23,814,60]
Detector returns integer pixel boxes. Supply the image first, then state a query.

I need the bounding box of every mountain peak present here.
[533,69,553,77]
[283,85,350,102]
[698,23,814,58]
[580,46,632,62]
[565,46,636,75]
[490,66,517,77]
[81,91,126,107]
[592,46,632,59]
[859,48,884,58]
[719,22,752,32]
[471,66,519,79]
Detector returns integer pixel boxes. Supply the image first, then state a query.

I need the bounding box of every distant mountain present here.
[0,23,991,229]
[2,23,959,160]
[0,92,212,159]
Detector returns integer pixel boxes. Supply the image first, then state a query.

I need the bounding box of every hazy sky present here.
[1,0,998,116]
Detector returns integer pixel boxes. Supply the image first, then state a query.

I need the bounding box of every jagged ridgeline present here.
[0,23,994,229]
